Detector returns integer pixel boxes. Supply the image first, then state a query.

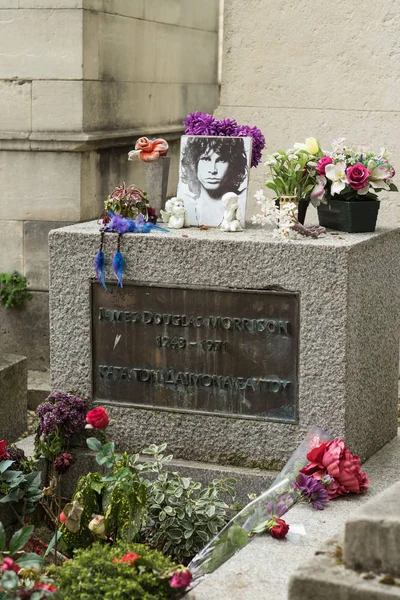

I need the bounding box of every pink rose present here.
[170,569,192,589]
[316,156,333,176]
[346,163,370,190]
[300,439,370,499]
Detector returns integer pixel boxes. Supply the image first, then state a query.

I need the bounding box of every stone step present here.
[344,481,400,577]
[27,369,50,410]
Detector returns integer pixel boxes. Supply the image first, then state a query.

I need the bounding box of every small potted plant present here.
[263,137,322,224]
[311,139,397,232]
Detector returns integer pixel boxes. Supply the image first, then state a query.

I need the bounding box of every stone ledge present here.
[344,481,400,577]
[288,535,400,600]
[0,124,184,152]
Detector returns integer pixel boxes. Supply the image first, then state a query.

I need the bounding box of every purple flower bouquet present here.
[184,112,265,168]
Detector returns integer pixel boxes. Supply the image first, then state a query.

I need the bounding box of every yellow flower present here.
[305,137,319,155]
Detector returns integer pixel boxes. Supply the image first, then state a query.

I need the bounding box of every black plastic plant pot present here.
[317,199,380,233]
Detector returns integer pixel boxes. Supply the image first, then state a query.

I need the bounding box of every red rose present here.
[86,407,109,429]
[346,163,370,190]
[170,569,192,589]
[269,518,289,539]
[300,438,370,499]
[59,511,66,523]
[0,558,20,573]
[0,440,9,460]
[316,156,333,176]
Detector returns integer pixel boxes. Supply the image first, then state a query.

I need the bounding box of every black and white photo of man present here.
[177,136,252,227]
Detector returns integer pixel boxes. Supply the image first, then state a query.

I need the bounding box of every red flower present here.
[346,163,370,190]
[0,557,20,573]
[86,407,109,429]
[113,552,141,566]
[59,511,66,523]
[316,156,333,176]
[34,582,57,592]
[0,440,9,460]
[269,518,289,539]
[300,438,370,499]
[170,569,192,589]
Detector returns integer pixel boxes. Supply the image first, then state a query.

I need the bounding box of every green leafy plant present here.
[0,459,42,525]
[264,143,322,200]
[138,444,236,564]
[0,521,58,599]
[61,440,236,564]
[0,272,32,309]
[52,541,181,600]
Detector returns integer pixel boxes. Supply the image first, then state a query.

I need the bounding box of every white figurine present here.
[160,197,189,229]
[220,192,243,232]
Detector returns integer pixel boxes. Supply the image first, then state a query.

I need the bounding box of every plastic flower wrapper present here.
[188,427,333,582]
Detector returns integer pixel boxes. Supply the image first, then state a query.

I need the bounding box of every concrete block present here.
[0,354,27,443]
[97,12,218,84]
[24,220,75,290]
[1,1,20,7]
[49,223,400,466]
[83,81,219,131]
[344,481,400,577]
[214,105,400,227]
[28,370,50,410]
[0,10,83,79]
[32,81,83,132]
[0,291,49,370]
[0,221,23,273]
[19,0,144,13]
[0,151,81,221]
[289,535,400,600]
[0,80,31,132]
[144,0,219,31]
[84,0,145,19]
[221,1,400,112]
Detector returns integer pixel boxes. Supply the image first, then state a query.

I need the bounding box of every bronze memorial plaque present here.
[92,283,299,422]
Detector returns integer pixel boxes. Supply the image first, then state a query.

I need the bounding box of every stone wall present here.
[0,0,219,368]
[215,0,400,226]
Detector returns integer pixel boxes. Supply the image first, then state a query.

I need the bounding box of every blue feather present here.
[112,251,125,287]
[94,250,107,291]
[142,223,168,233]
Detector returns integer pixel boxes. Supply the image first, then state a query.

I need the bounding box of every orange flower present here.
[135,137,154,152]
[113,552,141,566]
[134,137,169,162]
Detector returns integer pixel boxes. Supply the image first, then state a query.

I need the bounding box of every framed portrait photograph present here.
[177,135,252,227]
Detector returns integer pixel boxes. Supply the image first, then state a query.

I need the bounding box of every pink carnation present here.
[300,439,369,499]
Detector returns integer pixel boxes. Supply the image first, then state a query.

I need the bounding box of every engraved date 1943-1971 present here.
[156,335,229,352]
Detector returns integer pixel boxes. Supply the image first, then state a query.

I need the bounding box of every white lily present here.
[310,175,327,207]
[367,159,391,190]
[325,162,347,195]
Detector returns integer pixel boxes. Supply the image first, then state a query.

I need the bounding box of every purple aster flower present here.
[215,118,239,137]
[184,112,218,136]
[295,473,329,510]
[183,112,265,168]
[37,392,87,441]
